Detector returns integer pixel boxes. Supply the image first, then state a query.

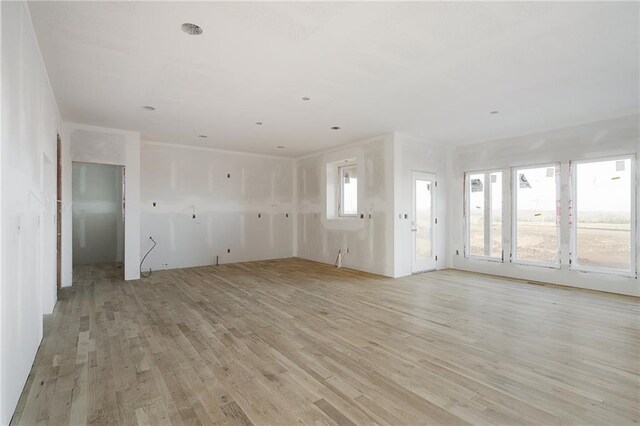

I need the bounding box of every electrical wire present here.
[140,236,157,278]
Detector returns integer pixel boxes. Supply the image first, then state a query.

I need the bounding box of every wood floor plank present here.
[10,258,640,425]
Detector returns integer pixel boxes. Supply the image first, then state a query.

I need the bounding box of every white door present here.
[411,172,436,273]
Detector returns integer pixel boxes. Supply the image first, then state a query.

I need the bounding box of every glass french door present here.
[412,172,436,273]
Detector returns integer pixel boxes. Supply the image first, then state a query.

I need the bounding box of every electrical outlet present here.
[192,214,196,219]
[227,249,231,253]
[153,202,156,207]
[456,250,459,255]
[258,213,261,218]
[227,173,231,178]
[285,213,289,218]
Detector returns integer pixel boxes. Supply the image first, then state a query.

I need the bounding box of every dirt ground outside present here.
[469,222,631,270]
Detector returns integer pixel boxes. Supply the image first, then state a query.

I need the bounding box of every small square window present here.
[339,165,357,217]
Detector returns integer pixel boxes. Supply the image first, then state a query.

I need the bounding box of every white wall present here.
[450,114,640,296]
[140,141,294,271]
[63,123,140,282]
[393,133,450,277]
[295,134,395,276]
[0,2,62,423]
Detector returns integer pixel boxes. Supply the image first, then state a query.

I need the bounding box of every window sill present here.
[327,216,358,221]
[512,260,561,269]
[465,255,503,263]
[571,265,636,278]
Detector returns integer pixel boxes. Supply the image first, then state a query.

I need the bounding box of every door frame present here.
[56,134,62,289]
[411,170,437,274]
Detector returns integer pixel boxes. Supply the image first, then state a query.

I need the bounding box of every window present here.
[339,164,357,216]
[466,171,502,259]
[513,164,560,265]
[572,157,635,273]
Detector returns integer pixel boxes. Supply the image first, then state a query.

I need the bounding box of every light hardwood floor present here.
[11,259,640,425]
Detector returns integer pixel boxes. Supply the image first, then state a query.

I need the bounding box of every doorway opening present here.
[72,162,125,279]
[411,171,437,273]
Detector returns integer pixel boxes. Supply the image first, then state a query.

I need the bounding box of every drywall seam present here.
[295,132,396,161]
[143,140,291,161]
[295,133,395,276]
[455,112,640,149]
[140,141,294,271]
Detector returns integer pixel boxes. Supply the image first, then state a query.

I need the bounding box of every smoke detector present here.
[181,23,203,35]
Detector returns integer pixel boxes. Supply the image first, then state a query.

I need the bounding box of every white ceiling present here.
[28,1,639,157]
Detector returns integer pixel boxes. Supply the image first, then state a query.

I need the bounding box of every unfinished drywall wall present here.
[450,114,640,296]
[63,123,140,282]
[140,142,294,271]
[1,1,63,423]
[72,162,124,265]
[295,134,395,276]
[393,133,450,277]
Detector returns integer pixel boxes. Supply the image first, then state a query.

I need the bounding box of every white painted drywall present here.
[72,162,124,265]
[449,114,640,296]
[64,123,140,281]
[295,134,395,276]
[140,141,294,271]
[393,133,450,277]
[0,1,62,423]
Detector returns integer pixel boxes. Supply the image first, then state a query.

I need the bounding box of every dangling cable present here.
[140,236,157,278]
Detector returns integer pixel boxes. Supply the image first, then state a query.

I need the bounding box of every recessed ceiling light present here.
[302,97,310,101]
[277,145,286,149]
[490,110,499,114]
[198,135,207,138]
[142,106,156,111]
[256,122,263,125]
[330,126,341,130]
[181,23,203,35]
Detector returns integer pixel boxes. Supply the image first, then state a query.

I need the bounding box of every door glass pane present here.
[468,174,485,256]
[490,172,502,257]
[416,179,432,258]
[576,159,631,270]
[515,165,559,264]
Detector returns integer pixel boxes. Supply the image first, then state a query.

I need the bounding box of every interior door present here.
[412,172,436,273]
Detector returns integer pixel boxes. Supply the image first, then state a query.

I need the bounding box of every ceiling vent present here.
[181,23,203,35]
